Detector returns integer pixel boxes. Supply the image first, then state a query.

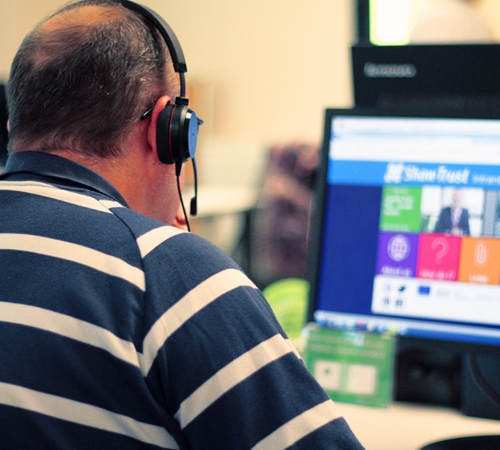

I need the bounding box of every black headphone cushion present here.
[156,103,199,165]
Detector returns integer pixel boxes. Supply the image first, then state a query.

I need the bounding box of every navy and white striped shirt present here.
[0,151,364,449]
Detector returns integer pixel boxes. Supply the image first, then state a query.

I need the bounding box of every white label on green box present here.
[304,326,395,408]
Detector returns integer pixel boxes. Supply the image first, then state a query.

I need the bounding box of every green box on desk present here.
[304,325,395,408]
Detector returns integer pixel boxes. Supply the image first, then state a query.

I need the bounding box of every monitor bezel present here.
[307,106,500,357]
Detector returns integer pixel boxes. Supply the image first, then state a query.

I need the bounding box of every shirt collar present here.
[0,151,129,207]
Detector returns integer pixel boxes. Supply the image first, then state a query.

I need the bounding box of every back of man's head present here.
[7,0,178,157]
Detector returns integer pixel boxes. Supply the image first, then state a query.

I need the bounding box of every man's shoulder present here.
[109,205,235,266]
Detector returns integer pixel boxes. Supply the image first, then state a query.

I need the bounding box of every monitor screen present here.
[309,108,500,351]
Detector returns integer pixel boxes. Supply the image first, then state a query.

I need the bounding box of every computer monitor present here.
[308,107,500,420]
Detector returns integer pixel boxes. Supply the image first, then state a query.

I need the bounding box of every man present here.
[0,1,364,449]
[434,189,470,236]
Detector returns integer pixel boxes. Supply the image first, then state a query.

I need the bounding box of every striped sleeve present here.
[139,268,257,376]
[251,400,342,450]
[0,383,179,449]
[138,230,365,449]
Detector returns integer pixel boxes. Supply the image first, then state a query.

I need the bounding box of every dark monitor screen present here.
[308,108,500,352]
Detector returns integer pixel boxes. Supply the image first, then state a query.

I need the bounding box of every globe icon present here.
[387,234,410,262]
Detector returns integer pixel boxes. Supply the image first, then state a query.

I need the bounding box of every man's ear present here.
[147,96,171,163]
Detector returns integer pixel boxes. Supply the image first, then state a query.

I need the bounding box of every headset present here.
[118,0,201,227]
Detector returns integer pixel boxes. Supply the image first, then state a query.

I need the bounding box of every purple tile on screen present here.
[376,232,419,278]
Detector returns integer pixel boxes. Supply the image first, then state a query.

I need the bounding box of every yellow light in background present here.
[370,0,419,45]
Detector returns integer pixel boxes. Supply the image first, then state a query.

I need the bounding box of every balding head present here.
[7,0,178,157]
[34,4,124,68]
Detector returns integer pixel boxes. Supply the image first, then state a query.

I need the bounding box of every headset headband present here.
[117,0,187,97]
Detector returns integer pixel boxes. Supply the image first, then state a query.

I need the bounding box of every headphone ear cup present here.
[169,103,188,164]
[156,104,175,164]
[156,102,200,165]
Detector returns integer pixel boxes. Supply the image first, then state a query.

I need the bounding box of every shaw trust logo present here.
[383,162,470,184]
[384,163,405,183]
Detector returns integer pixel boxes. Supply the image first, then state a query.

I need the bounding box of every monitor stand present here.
[420,435,500,450]
[461,353,500,421]
[420,353,500,449]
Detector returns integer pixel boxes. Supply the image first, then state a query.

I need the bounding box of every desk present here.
[337,401,500,450]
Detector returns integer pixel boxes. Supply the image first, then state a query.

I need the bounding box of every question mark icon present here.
[431,237,449,264]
